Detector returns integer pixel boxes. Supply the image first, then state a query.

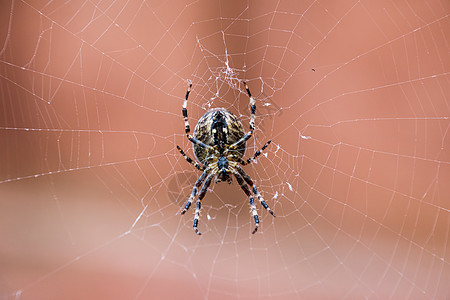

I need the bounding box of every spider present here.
[176,82,275,235]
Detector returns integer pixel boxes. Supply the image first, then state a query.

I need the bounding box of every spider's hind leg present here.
[243,81,256,132]
[229,82,257,149]
[182,84,193,136]
[181,84,214,150]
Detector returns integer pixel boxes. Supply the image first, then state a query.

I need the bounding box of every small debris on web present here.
[286,182,293,191]
[300,134,311,140]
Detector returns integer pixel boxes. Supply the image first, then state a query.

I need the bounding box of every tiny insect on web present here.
[176,82,275,235]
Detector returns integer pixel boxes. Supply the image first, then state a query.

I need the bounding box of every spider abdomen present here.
[193,108,246,164]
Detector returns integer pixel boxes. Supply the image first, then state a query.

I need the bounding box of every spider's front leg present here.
[232,170,260,234]
[181,168,210,214]
[235,165,275,217]
[192,172,214,235]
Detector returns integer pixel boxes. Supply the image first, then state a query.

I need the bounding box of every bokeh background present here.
[0,0,449,299]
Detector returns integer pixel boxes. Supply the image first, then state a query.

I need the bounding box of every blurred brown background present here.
[0,0,449,299]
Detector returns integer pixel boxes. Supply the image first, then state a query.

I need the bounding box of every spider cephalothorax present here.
[176,82,275,235]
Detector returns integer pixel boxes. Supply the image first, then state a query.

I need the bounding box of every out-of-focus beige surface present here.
[0,0,449,299]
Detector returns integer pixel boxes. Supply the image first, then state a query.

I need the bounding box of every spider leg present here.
[244,81,256,131]
[225,140,271,166]
[235,165,276,217]
[230,82,256,149]
[176,145,205,170]
[192,172,214,235]
[240,140,271,165]
[232,170,260,234]
[181,168,210,215]
[182,84,193,135]
[182,84,214,150]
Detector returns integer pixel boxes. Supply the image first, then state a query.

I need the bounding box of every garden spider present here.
[177,82,275,235]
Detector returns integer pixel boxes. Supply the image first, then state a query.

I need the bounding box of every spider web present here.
[0,0,449,298]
